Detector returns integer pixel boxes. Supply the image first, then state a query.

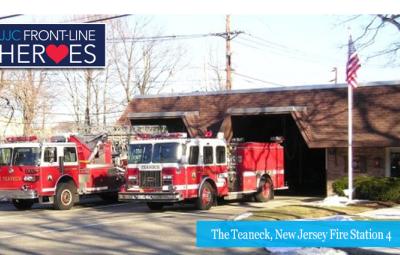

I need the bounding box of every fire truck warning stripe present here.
[174,184,199,191]
[174,182,226,190]
[42,188,56,192]
[42,186,110,193]
[268,170,284,175]
[242,170,285,176]
[86,186,108,192]
[216,182,225,188]
[242,171,256,177]
[86,164,114,169]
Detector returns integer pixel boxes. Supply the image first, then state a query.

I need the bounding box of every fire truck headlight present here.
[163,175,172,180]
[162,175,173,185]
[162,185,173,191]
[128,175,138,186]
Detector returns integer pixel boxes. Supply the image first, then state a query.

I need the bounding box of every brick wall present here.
[326,147,386,195]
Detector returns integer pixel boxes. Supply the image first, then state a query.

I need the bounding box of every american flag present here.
[346,36,361,88]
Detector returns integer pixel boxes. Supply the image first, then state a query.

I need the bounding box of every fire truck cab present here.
[0,135,123,210]
[118,133,286,210]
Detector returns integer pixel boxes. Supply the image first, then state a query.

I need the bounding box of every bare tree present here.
[110,18,185,103]
[57,16,185,133]
[62,61,114,132]
[0,70,15,137]
[348,15,400,64]
[83,69,96,131]
[11,70,48,135]
[102,61,112,127]
[63,71,83,125]
[62,69,98,132]
[206,46,225,91]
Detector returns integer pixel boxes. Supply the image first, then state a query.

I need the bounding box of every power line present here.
[233,71,283,86]
[108,31,244,43]
[84,14,131,23]
[0,14,129,25]
[242,33,342,63]
[243,32,290,50]
[235,38,326,65]
[0,14,23,20]
[60,15,110,24]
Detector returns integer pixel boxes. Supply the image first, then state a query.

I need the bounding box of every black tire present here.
[54,182,76,210]
[99,192,119,203]
[254,177,274,202]
[12,199,34,210]
[196,182,215,210]
[217,196,226,205]
[146,202,164,211]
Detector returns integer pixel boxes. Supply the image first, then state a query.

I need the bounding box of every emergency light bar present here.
[5,136,38,143]
[50,136,67,143]
[271,136,284,144]
[131,132,187,140]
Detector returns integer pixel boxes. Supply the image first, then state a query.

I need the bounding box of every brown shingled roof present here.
[119,82,400,148]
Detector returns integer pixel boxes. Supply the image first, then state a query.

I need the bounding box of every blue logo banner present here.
[0,24,105,67]
[196,221,400,247]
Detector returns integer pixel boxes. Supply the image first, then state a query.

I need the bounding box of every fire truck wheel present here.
[196,182,215,210]
[146,202,164,211]
[12,199,34,210]
[254,177,274,202]
[54,182,76,210]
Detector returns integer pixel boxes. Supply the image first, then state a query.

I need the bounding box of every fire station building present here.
[118,81,400,195]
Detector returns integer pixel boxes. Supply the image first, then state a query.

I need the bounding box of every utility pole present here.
[84,70,92,134]
[225,15,232,90]
[216,16,242,91]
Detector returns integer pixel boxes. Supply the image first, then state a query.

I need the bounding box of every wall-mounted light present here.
[374,157,382,168]
[328,148,338,166]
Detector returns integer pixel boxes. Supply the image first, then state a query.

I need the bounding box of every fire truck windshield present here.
[128,142,182,164]
[12,147,40,166]
[128,144,152,164]
[0,148,12,166]
[152,143,180,163]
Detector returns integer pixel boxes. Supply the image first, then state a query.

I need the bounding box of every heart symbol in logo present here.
[46,44,69,64]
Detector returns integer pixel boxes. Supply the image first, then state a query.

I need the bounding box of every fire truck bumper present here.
[0,189,38,200]
[118,192,183,202]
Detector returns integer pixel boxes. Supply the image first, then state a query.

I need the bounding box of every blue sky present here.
[129,14,399,91]
[5,14,399,91]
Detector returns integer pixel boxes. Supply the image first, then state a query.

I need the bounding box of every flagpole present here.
[348,81,353,202]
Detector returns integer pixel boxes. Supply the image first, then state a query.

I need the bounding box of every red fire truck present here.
[118,133,287,210]
[0,134,124,210]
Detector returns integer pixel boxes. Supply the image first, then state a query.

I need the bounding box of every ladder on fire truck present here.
[77,125,168,163]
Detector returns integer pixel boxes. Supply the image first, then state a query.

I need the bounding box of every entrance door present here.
[40,146,59,193]
[390,152,400,177]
